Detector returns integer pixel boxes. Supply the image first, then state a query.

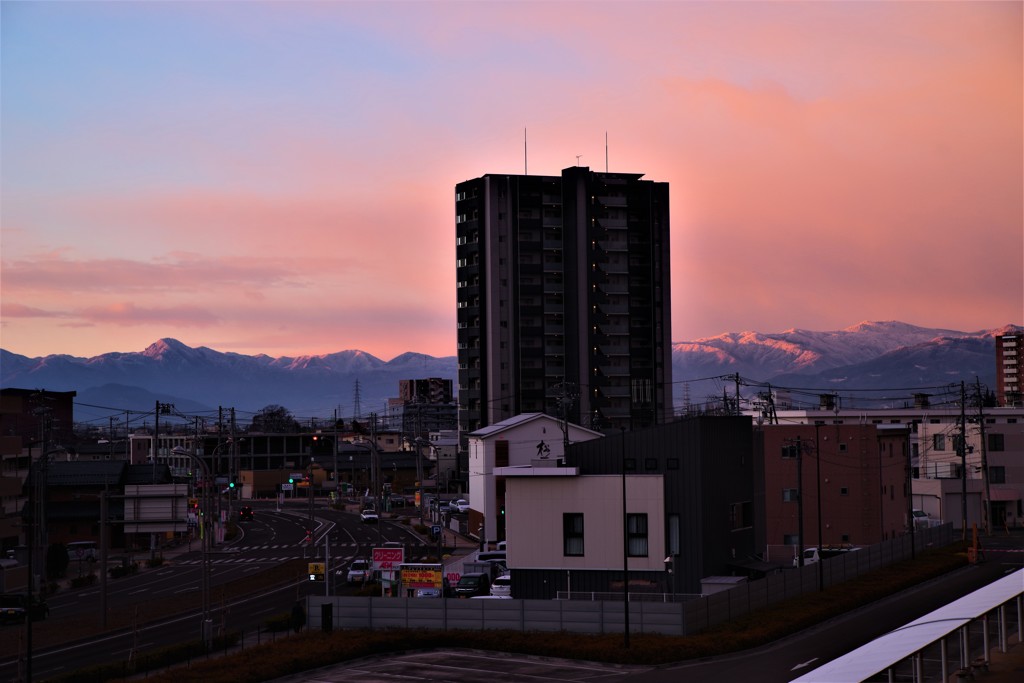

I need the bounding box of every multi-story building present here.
[763,404,1024,533]
[996,330,1023,407]
[757,423,912,562]
[455,166,673,439]
[388,378,457,439]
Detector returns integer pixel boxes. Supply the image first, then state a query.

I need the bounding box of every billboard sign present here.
[372,547,404,572]
[399,563,442,588]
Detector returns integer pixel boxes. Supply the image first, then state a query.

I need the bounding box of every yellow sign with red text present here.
[400,563,442,588]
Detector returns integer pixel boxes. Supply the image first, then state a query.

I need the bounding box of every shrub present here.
[109,562,139,578]
[70,574,97,589]
[264,612,293,633]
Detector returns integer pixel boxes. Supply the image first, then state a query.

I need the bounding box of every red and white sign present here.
[372,547,404,571]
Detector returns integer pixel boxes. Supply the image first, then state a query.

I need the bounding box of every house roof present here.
[468,413,604,440]
[43,460,126,487]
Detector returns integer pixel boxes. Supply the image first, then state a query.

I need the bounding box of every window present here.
[989,433,1005,452]
[782,488,798,502]
[782,533,799,545]
[840,487,849,495]
[644,458,658,471]
[990,466,1006,484]
[933,434,946,451]
[667,458,679,470]
[781,444,798,459]
[626,513,648,557]
[563,513,584,556]
[730,501,754,530]
[838,443,847,453]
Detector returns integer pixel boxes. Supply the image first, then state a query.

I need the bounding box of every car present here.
[449,499,470,513]
[0,593,48,624]
[454,572,491,598]
[414,587,441,598]
[344,559,373,584]
[66,541,97,563]
[490,574,512,597]
[238,505,254,521]
[389,494,406,508]
[360,509,379,524]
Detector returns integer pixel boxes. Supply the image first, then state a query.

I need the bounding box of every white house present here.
[466,413,603,544]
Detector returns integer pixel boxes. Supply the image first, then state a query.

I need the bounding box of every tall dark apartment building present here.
[455,166,673,437]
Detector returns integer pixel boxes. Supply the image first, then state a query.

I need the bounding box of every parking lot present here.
[267,648,648,682]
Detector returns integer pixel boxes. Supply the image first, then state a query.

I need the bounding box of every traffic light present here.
[228,480,236,489]
[288,477,294,484]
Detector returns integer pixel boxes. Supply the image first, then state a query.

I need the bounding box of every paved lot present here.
[267,649,649,683]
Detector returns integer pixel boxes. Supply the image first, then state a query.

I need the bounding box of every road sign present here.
[372,547,404,571]
[431,525,441,536]
[308,562,325,582]
[281,483,293,491]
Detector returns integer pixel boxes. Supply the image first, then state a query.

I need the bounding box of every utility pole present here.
[229,408,237,522]
[975,378,991,535]
[958,381,968,539]
[796,435,805,566]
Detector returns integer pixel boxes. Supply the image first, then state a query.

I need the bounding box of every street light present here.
[620,427,630,649]
[173,446,213,646]
[210,440,233,522]
[26,446,66,683]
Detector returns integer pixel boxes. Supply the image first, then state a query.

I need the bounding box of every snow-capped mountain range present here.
[1,321,1018,423]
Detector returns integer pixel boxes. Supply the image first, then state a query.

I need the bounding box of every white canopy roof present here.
[792,569,1024,682]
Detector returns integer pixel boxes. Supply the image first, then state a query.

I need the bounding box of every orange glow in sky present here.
[2,1,1021,360]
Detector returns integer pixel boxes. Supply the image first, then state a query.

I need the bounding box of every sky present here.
[2,1,1021,362]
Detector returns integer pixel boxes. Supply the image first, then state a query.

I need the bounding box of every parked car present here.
[66,541,97,563]
[454,572,491,598]
[449,499,470,513]
[414,587,441,598]
[0,593,48,624]
[345,559,373,584]
[360,509,379,524]
[490,574,512,598]
[238,505,254,521]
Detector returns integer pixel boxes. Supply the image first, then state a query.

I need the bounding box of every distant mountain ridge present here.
[1,321,1018,422]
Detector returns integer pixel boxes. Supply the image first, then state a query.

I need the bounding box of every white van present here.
[67,541,97,563]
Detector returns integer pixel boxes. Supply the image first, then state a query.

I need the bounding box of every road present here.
[0,499,438,681]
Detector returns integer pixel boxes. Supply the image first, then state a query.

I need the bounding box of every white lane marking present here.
[791,657,819,671]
